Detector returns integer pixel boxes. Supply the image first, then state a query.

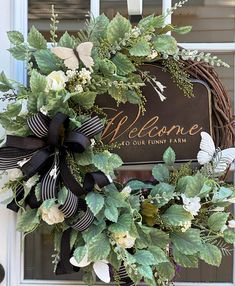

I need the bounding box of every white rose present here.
[41,204,65,225]
[121,186,132,198]
[113,232,136,249]
[228,220,235,228]
[7,168,23,180]
[182,194,201,216]
[46,71,68,92]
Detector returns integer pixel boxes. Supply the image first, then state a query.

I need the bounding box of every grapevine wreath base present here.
[0,1,235,286]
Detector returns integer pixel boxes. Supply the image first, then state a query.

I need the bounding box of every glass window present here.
[28,0,90,40]
[172,0,235,43]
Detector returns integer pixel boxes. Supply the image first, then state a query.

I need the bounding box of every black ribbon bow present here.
[0,111,109,223]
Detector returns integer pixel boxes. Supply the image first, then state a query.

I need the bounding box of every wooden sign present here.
[97,64,212,165]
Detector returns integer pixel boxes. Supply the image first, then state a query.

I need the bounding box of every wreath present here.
[0,2,235,286]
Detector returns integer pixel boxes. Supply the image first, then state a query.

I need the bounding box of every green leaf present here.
[108,213,132,233]
[90,14,110,42]
[152,164,169,182]
[4,102,22,117]
[105,186,128,208]
[149,228,170,249]
[82,221,106,243]
[107,13,131,43]
[157,262,175,281]
[148,246,168,264]
[212,187,233,203]
[75,149,93,166]
[162,205,193,227]
[138,14,165,29]
[0,71,13,88]
[163,147,176,165]
[57,187,68,205]
[126,180,153,190]
[88,232,110,261]
[8,44,27,60]
[104,204,119,223]
[85,192,104,216]
[30,70,47,93]
[224,229,235,243]
[59,32,76,48]
[108,249,121,270]
[208,212,229,232]
[124,90,141,104]
[34,50,61,74]
[73,246,87,264]
[173,247,198,268]
[150,183,175,207]
[7,31,24,45]
[177,174,204,197]
[174,26,192,34]
[171,229,202,255]
[199,243,222,267]
[99,59,116,76]
[137,265,153,280]
[17,209,40,232]
[92,151,123,176]
[134,250,155,266]
[129,39,151,57]
[28,26,47,50]
[72,91,97,109]
[112,53,136,76]
[153,35,178,55]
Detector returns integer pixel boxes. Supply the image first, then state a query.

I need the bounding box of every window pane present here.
[100,0,162,18]
[28,0,90,40]
[172,0,235,43]
[24,227,84,280]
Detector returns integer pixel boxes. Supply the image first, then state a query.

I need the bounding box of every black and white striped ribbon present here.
[0,147,34,170]
[27,112,50,138]
[59,190,78,218]
[118,265,135,286]
[70,208,94,231]
[75,116,104,138]
[41,154,60,201]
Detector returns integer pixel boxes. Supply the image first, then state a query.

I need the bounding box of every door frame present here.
[1,0,235,285]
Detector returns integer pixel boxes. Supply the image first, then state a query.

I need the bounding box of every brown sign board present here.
[97,64,212,165]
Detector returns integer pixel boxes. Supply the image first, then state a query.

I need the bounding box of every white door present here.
[1,0,235,285]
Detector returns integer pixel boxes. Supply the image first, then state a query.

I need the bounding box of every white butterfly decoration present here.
[51,42,94,70]
[197,131,235,174]
[70,252,110,283]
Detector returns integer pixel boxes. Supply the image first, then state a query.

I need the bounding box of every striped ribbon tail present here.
[68,199,94,231]
[27,112,50,138]
[59,190,78,218]
[75,116,104,138]
[0,147,34,170]
[41,154,60,201]
[118,265,135,286]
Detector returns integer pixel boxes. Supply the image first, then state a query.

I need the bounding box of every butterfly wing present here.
[51,47,79,70]
[64,57,79,70]
[213,148,235,173]
[93,261,110,283]
[51,47,74,59]
[76,42,94,68]
[197,131,216,165]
